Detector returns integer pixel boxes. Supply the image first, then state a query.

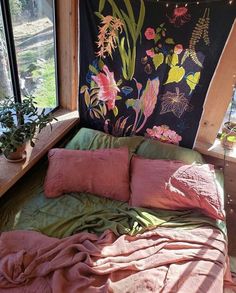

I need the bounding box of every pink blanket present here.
[0,227,235,293]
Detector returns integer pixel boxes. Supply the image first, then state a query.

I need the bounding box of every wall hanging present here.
[79,0,236,148]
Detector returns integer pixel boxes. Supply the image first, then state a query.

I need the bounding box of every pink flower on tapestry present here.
[140,78,160,118]
[146,125,182,145]
[92,65,120,110]
[174,44,183,55]
[146,49,155,57]
[146,126,163,139]
[144,27,155,40]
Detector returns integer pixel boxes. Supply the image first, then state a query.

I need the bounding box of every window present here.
[218,84,236,134]
[0,0,58,109]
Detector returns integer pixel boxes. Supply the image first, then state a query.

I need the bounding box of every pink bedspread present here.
[0,227,235,293]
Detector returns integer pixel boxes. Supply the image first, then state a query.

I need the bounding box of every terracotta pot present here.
[4,143,27,163]
[221,122,236,150]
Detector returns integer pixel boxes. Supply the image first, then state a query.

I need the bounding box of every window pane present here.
[9,0,57,109]
[218,86,236,135]
[0,7,13,100]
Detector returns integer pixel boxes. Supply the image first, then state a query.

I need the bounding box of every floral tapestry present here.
[79,0,235,148]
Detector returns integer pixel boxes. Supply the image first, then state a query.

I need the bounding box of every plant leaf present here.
[80,85,88,94]
[89,64,98,75]
[153,53,164,70]
[135,0,145,40]
[167,53,179,67]
[84,90,90,107]
[113,106,119,117]
[125,98,136,108]
[165,38,175,44]
[186,72,201,94]
[164,66,185,84]
[154,34,161,43]
[99,0,105,13]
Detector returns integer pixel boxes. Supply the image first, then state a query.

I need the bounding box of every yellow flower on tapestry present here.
[160,87,192,118]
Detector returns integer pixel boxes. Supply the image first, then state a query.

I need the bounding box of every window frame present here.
[0,0,59,110]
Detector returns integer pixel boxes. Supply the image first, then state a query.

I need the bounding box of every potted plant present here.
[0,96,56,162]
[221,121,236,150]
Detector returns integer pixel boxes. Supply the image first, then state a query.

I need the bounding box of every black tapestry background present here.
[79,0,236,148]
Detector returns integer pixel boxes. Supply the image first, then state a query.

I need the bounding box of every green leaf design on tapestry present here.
[97,0,145,80]
[153,53,164,69]
[116,96,122,100]
[99,0,106,13]
[98,59,105,70]
[113,106,119,117]
[89,65,99,75]
[165,38,175,45]
[186,72,201,94]
[80,85,88,94]
[154,34,161,43]
[84,90,90,107]
[166,53,178,67]
[126,98,136,108]
[165,66,185,84]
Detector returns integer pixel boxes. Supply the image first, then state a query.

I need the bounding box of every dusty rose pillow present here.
[44,148,130,201]
[130,156,224,220]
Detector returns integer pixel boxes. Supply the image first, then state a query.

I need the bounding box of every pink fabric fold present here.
[0,227,235,292]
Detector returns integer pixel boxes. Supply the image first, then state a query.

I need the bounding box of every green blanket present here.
[1,187,225,238]
[0,159,226,239]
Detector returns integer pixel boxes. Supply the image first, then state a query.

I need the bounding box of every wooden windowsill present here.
[0,108,79,197]
[195,139,236,163]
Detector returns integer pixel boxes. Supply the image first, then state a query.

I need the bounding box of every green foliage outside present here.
[9,0,22,18]
[32,59,57,108]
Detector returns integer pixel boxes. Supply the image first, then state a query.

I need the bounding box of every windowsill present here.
[195,139,236,163]
[0,108,79,197]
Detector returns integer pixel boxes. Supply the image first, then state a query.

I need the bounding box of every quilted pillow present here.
[130,156,224,220]
[44,148,130,201]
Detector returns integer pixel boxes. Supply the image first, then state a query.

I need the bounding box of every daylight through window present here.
[0,0,58,109]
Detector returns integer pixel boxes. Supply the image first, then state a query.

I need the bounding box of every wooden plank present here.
[195,20,236,146]
[0,109,79,197]
[56,0,78,111]
[195,139,236,163]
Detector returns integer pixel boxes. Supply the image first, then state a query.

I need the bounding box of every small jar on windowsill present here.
[221,121,236,150]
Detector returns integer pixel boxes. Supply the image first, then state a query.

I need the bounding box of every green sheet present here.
[1,178,226,239]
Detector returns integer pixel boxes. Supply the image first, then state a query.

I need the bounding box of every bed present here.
[0,127,235,293]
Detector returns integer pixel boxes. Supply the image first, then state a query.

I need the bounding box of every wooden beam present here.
[56,0,78,111]
[195,20,236,146]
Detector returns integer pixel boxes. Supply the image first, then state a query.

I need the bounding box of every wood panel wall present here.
[56,0,79,111]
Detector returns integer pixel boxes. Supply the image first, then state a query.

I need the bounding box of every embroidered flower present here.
[146,49,155,58]
[174,44,184,55]
[92,65,120,110]
[146,125,182,145]
[144,27,156,40]
[140,78,160,118]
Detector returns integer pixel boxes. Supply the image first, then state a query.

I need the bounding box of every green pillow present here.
[136,138,205,164]
[66,128,144,153]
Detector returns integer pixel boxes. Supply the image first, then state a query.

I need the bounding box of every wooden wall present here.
[195,20,236,146]
[56,0,79,111]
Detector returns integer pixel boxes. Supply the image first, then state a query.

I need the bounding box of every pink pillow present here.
[44,148,130,201]
[130,157,224,220]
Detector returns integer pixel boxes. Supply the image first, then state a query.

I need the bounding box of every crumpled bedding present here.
[0,225,235,293]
